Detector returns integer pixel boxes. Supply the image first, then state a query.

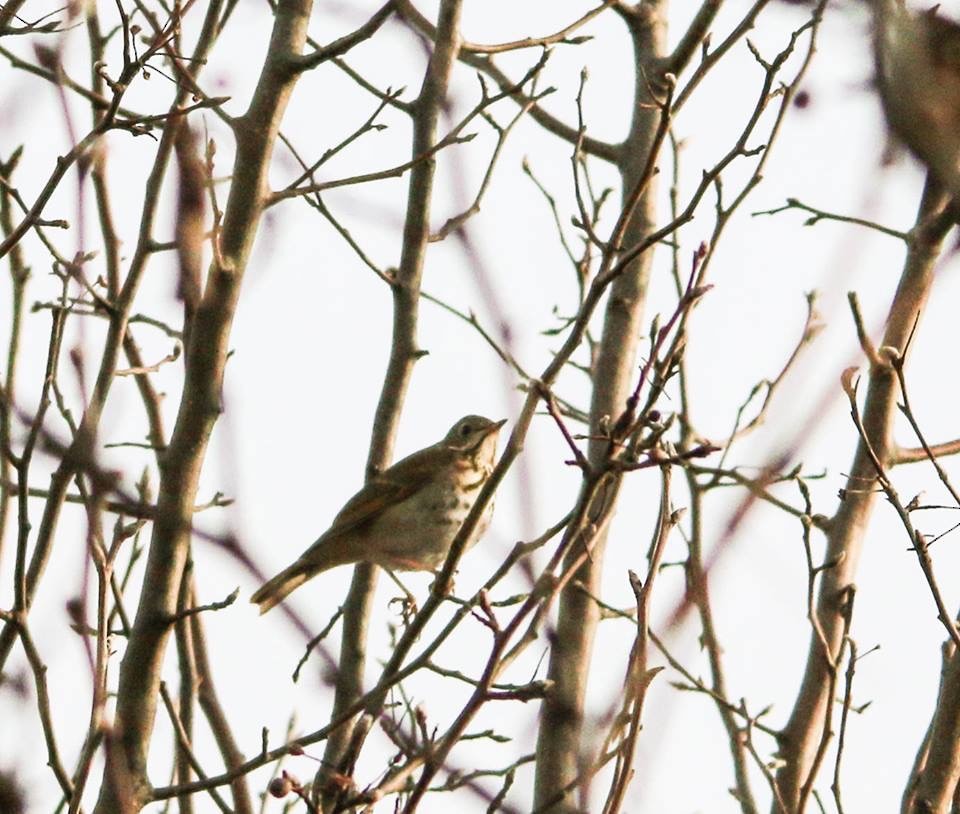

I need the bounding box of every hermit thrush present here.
[872,2,960,198]
[251,415,506,614]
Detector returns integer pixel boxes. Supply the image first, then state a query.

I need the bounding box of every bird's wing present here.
[317,444,455,541]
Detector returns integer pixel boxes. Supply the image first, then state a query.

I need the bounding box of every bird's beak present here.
[488,418,508,435]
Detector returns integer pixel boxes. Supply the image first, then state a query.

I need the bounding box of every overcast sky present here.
[3,1,960,811]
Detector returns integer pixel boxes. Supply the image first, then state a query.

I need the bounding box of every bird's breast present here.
[367,469,495,570]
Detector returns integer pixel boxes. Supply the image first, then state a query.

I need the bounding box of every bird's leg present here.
[386,569,418,620]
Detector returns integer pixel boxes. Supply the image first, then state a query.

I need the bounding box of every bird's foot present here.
[386,569,418,621]
[388,593,418,623]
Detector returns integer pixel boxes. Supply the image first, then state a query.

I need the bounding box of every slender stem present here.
[318,2,465,807]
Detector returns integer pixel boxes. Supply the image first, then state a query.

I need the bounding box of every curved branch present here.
[293,1,395,71]
[394,0,619,162]
[774,179,955,813]
[674,0,770,111]
[893,438,960,465]
[663,0,723,76]
[461,0,614,54]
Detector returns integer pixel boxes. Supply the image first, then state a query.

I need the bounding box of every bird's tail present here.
[251,564,311,614]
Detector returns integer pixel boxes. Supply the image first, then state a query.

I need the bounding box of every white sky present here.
[3,0,960,811]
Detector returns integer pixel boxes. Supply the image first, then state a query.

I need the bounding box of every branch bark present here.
[318,0,464,806]
[533,3,668,809]
[774,179,955,812]
[92,1,313,809]
[903,637,960,813]
[0,0,226,676]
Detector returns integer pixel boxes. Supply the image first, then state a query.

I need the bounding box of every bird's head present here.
[443,415,507,454]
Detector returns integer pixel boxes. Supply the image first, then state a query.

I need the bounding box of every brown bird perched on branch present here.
[872,0,960,198]
[251,415,506,614]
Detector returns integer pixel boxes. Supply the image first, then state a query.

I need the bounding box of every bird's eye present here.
[460,423,472,436]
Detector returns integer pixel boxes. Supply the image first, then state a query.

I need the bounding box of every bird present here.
[872,1,960,199]
[251,415,507,614]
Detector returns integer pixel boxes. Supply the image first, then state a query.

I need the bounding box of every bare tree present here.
[3,1,960,812]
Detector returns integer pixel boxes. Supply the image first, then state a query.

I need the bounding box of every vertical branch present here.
[668,122,759,813]
[533,4,667,808]
[67,508,116,813]
[0,149,29,557]
[189,601,255,814]
[775,180,955,811]
[902,633,960,812]
[318,0,464,799]
[602,466,675,813]
[0,0,28,33]
[93,1,313,809]
[174,561,199,814]
[0,0,226,674]
[85,3,121,300]
[684,471,760,813]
